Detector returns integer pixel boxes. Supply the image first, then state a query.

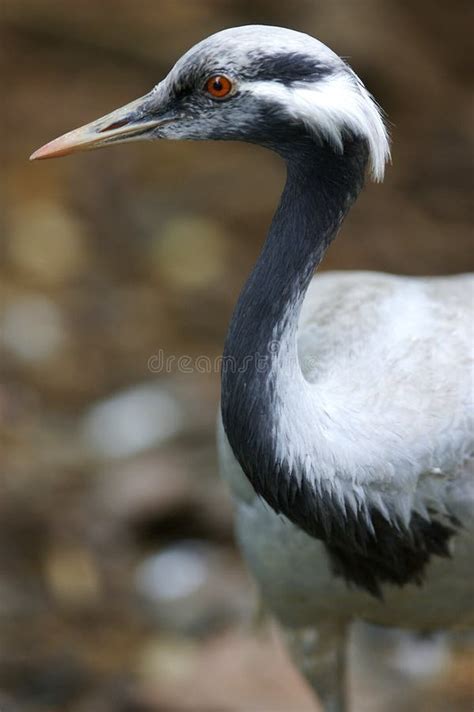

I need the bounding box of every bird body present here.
[31,25,474,710]
[219,270,474,632]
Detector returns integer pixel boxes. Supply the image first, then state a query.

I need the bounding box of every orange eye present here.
[205,75,233,99]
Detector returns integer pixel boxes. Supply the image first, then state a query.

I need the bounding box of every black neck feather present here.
[221,134,367,478]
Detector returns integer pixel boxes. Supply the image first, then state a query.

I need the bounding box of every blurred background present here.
[1,1,473,710]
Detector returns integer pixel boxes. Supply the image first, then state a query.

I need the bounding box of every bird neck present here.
[220,135,459,600]
[221,134,368,502]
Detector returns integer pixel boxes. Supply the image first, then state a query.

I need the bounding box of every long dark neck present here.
[220,136,459,601]
[221,135,368,497]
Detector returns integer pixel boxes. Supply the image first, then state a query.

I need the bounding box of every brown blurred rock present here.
[43,544,102,608]
[150,215,229,291]
[7,201,89,285]
[1,293,66,363]
[134,541,252,635]
[137,627,317,711]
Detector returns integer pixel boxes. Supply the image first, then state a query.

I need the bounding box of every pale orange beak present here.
[30,91,170,161]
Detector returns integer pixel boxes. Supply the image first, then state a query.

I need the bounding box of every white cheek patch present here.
[242,73,390,181]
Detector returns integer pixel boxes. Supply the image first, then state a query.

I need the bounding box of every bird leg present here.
[283,623,348,712]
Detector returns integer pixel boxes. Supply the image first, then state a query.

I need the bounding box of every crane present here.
[31,25,473,711]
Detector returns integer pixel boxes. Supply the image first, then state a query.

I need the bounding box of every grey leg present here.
[283,623,348,712]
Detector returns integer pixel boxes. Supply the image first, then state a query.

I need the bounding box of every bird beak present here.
[30,91,171,161]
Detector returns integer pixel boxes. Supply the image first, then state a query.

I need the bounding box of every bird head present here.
[30,25,389,180]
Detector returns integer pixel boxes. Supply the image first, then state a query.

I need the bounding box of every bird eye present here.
[205,75,233,99]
